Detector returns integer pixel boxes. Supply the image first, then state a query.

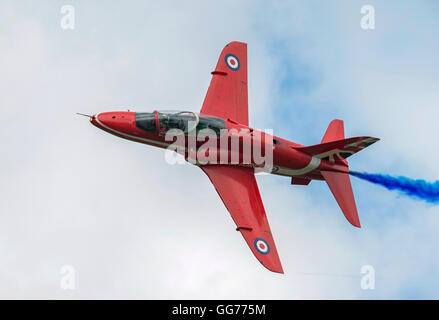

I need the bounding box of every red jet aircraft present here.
[84,42,379,274]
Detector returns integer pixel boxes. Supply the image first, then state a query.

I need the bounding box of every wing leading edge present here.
[200,165,283,274]
[200,41,248,126]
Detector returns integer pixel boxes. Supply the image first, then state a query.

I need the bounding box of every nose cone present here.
[91,111,135,133]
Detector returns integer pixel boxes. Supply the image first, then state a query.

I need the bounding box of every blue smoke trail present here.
[349,171,439,203]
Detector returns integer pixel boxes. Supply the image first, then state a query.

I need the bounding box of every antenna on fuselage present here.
[76,113,92,118]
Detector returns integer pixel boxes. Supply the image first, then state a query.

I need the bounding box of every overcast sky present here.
[1,0,438,299]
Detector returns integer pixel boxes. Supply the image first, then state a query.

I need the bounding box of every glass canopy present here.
[135,110,226,136]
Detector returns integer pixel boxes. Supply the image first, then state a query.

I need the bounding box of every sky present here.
[0,0,438,299]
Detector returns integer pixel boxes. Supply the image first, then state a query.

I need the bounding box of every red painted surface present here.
[201,42,248,125]
[321,171,361,228]
[201,165,283,273]
[88,41,379,274]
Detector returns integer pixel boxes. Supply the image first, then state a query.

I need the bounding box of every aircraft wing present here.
[200,41,248,126]
[200,165,283,273]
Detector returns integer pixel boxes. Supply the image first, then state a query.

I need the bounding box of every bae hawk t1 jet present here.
[83,42,379,273]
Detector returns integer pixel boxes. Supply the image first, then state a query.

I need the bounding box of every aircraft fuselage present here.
[90,110,348,181]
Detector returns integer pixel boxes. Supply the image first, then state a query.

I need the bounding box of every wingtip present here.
[347,212,361,228]
[226,41,247,48]
[366,136,380,146]
[346,208,361,228]
[275,268,285,274]
[350,220,362,228]
[262,260,284,274]
[265,265,284,274]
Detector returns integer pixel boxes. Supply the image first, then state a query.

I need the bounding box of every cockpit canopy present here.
[135,110,226,136]
[158,111,198,134]
[135,112,156,132]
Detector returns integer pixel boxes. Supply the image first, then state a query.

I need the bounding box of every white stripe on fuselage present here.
[274,157,321,176]
[95,114,321,175]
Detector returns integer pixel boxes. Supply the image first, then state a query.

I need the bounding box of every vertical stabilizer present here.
[321,119,344,143]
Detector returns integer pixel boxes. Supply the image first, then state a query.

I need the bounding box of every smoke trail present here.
[349,171,439,203]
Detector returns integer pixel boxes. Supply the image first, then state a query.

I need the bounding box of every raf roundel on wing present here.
[225,54,240,71]
[254,238,270,255]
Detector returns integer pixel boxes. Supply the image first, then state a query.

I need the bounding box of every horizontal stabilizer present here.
[321,171,360,228]
[295,136,379,164]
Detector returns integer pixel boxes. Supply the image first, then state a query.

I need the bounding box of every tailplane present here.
[296,119,379,165]
[296,136,379,165]
[321,171,361,227]
[295,119,379,228]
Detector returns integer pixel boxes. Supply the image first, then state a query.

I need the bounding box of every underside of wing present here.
[200,165,283,274]
[200,41,248,126]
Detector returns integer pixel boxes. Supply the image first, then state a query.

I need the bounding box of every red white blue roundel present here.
[254,238,270,255]
[225,54,240,71]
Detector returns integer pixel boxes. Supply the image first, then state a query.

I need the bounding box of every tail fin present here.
[321,119,344,143]
[300,119,379,228]
[297,119,379,164]
[321,171,361,227]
